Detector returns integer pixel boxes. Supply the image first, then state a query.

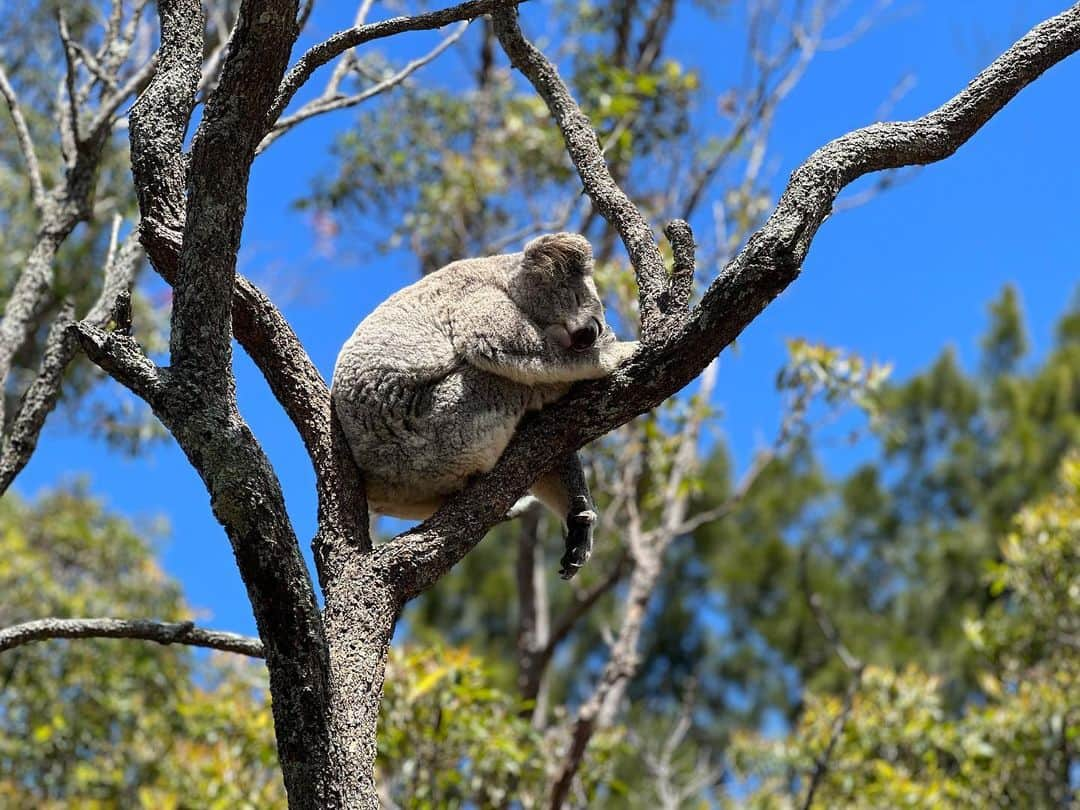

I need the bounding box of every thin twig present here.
[57,11,84,145]
[268,0,527,129]
[258,20,470,153]
[0,63,46,209]
[798,546,865,809]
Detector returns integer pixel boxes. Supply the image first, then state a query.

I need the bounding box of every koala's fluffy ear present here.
[523,233,594,276]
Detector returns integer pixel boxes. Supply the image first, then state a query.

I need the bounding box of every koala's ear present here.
[523,233,594,276]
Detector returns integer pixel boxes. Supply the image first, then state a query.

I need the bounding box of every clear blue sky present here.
[13,1,1080,636]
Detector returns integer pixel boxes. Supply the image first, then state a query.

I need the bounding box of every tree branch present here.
[0,225,141,494]
[128,0,201,277]
[492,7,671,341]
[663,219,695,316]
[798,548,865,809]
[0,617,264,658]
[72,321,165,405]
[0,62,46,210]
[171,0,301,387]
[268,0,527,129]
[258,20,470,153]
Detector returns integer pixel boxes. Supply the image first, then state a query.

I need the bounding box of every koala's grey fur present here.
[332,233,638,578]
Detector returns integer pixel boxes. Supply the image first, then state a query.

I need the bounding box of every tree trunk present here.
[319,543,402,808]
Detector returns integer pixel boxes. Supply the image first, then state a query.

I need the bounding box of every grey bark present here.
[0,617,264,658]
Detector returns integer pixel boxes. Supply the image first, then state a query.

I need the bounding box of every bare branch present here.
[128,0,201,270]
[492,7,671,340]
[547,550,630,653]
[170,0,302,387]
[659,442,777,540]
[268,0,527,129]
[548,560,657,808]
[798,549,865,809]
[0,617,264,658]
[0,63,46,209]
[0,226,141,494]
[258,20,470,153]
[645,679,724,810]
[800,669,861,810]
[0,304,76,492]
[663,219,696,315]
[56,11,84,145]
[88,52,158,139]
[0,220,83,431]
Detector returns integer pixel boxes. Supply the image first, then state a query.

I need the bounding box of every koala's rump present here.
[336,363,534,517]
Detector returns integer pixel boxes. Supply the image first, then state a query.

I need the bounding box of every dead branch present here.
[268,0,528,130]
[0,617,264,658]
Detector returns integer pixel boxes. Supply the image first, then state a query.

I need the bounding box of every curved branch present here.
[378,3,1080,602]
[0,617,264,658]
[492,8,671,341]
[258,20,470,154]
[268,0,526,129]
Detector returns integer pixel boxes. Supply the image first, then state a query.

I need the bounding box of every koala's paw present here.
[559,501,597,580]
[600,340,640,373]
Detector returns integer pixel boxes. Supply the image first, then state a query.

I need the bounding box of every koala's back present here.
[332,256,538,518]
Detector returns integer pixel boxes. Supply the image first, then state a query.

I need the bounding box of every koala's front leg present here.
[594,336,639,374]
[530,453,597,579]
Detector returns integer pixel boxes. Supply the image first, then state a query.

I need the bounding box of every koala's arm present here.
[451,292,637,385]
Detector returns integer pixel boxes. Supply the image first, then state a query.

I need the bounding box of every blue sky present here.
[12,0,1079,636]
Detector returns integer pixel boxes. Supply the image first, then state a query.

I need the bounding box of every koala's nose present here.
[569,318,601,351]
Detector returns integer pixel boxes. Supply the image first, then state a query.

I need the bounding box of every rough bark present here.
[0,617,264,658]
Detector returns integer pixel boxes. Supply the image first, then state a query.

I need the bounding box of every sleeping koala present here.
[332,232,638,579]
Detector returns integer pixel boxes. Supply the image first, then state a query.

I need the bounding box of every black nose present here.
[570,319,601,351]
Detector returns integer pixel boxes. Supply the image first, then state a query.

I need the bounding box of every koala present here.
[331,233,638,579]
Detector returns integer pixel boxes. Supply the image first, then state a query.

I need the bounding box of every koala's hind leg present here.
[530,453,597,580]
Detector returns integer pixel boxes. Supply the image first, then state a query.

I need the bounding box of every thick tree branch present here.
[378,2,1080,604]
[121,5,350,807]
[72,322,165,405]
[268,0,527,129]
[172,0,301,387]
[128,0,201,278]
[0,617,264,658]
[492,7,672,340]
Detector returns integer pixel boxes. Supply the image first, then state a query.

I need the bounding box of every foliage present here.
[380,645,628,808]
[302,5,718,275]
[0,487,632,808]
[730,453,1080,808]
[0,487,283,809]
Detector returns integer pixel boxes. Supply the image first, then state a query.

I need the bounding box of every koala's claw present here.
[560,507,597,579]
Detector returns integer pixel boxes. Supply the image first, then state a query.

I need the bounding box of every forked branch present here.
[268,0,528,129]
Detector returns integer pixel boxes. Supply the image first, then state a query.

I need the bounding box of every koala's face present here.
[510,233,608,352]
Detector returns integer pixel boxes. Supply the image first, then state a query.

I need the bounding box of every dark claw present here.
[559,504,596,579]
